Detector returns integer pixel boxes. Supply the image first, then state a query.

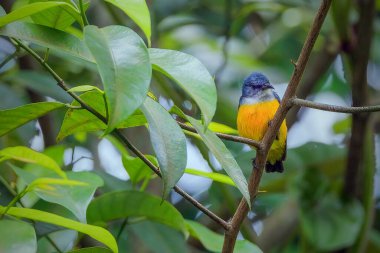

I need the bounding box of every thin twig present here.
[0,46,20,69]
[13,38,229,230]
[222,1,333,252]
[176,121,262,149]
[291,97,380,113]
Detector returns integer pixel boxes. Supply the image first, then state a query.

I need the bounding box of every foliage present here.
[0,0,379,252]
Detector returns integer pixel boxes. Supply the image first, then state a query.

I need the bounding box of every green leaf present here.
[0,22,93,62]
[185,168,235,186]
[0,219,37,253]
[87,190,186,234]
[208,122,238,135]
[0,206,118,253]
[27,177,88,192]
[301,196,364,250]
[68,247,112,253]
[185,220,262,253]
[57,91,146,141]
[141,98,187,197]
[68,85,104,94]
[84,25,151,133]
[105,0,151,46]
[149,48,216,126]
[122,154,156,185]
[30,0,88,30]
[186,116,250,206]
[0,146,66,178]
[0,2,83,27]
[14,167,103,223]
[0,102,64,137]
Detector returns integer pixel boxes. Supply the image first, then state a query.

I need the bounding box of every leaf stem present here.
[78,0,89,26]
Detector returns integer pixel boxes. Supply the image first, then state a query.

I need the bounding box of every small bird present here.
[237,72,287,173]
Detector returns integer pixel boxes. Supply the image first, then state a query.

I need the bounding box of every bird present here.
[237,72,287,173]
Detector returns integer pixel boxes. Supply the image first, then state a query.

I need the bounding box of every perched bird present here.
[237,72,287,173]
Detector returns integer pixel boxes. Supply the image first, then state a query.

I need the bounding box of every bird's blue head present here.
[241,72,274,97]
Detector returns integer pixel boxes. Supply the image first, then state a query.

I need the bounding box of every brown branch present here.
[14,38,229,230]
[222,1,333,252]
[176,121,262,149]
[291,98,380,113]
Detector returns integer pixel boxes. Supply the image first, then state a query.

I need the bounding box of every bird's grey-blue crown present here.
[241,72,273,98]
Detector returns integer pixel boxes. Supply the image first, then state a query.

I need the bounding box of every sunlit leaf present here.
[68,85,104,94]
[84,25,151,133]
[0,102,64,137]
[141,98,187,197]
[0,146,66,178]
[185,168,235,186]
[149,48,216,126]
[0,2,83,27]
[0,206,118,253]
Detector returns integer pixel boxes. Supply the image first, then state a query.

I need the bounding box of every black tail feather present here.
[265,161,284,173]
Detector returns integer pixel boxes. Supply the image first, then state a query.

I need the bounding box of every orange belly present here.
[237,100,287,164]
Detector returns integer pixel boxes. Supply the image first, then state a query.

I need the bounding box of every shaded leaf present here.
[68,85,104,94]
[186,220,262,253]
[84,25,151,133]
[141,98,187,197]
[0,146,65,178]
[0,206,118,253]
[105,0,151,45]
[149,48,216,126]
[68,247,112,253]
[0,102,64,137]
[122,154,156,185]
[87,190,186,234]
[0,219,37,253]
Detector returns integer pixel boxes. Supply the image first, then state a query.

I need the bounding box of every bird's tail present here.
[265,160,284,173]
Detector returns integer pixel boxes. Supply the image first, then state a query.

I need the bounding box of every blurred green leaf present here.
[105,0,151,45]
[87,190,186,234]
[27,177,87,192]
[0,2,83,27]
[185,168,235,186]
[0,206,118,253]
[0,146,66,178]
[301,196,364,250]
[122,154,156,185]
[0,219,37,253]
[30,0,88,30]
[14,167,103,223]
[208,121,238,134]
[0,102,64,137]
[333,116,351,134]
[68,247,112,253]
[141,98,186,197]
[186,116,250,206]
[149,48,217,126]
[84,25,151,133]
[185,220,262,253]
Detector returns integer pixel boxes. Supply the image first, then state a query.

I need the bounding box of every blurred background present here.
[1,0,380,252]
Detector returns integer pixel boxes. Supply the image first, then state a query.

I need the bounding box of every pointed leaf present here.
[0,102,64,137]
[68,85,104,94]
[0,206,118,253]
[186,220,262,253]
[149,48,216,126]
[186,116,250,206]
[0,2,83,27]
[105,0,151,45]
[87,190,186,234]
[141,98,187,197]
[84,25,151,133]
[0,146,66,178]
[185,168,235,186]
[0,220,37,253]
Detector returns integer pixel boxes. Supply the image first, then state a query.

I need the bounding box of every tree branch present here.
[13,38,229,230]
[176,121,262,149]
[291,97,380,113]
[222,1,333,252]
